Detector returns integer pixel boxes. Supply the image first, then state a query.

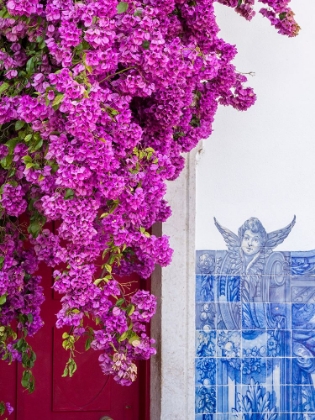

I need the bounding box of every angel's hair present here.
[238,218,267,245]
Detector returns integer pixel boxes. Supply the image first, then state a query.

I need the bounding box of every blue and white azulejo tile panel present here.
[195,216,315,419]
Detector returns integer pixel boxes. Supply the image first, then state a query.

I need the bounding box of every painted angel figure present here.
[211,216,315,415]
[214,216,296,329]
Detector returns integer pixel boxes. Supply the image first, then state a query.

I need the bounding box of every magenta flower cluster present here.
[220,0,299,36]
[0,0,297,394]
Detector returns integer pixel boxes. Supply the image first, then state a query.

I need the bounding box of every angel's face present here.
[241,230,263,256]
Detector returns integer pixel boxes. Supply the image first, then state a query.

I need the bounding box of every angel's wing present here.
[265,215,296,250]
[214,217,240,252]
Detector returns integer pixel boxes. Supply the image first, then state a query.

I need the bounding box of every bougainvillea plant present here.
[0,0,299,416]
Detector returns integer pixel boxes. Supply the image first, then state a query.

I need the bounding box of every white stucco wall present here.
[153,2,315,419]
[197,0,315,250]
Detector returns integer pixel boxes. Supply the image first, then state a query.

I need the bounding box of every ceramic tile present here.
[242,330,267,357]
[195,385,216,414]
[195,241,315,418]
[291,250,315,276]
[292,303,315,328]
[196,330,216,357]
[241,357,267,384]
[196,274,215,303]
[217,330,241,357]
[216,275,241,301]
[216,415,232,420]
[195,415,216,420]
[291,285,315,303]
[217,358,241,385]
[196,251,216,275]
[196,302,216,330]
[216,384,241,412]
[195,358,216,386]
[216,302,241,330]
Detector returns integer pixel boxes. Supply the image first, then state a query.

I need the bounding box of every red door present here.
[0,261,150,420]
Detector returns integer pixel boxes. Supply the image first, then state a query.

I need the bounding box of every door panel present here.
[52,327,111,412]
[4,258,149,419]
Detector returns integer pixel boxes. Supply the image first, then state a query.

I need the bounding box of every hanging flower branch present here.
[0,0,298,408]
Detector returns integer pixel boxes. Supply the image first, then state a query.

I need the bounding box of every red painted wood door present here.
[0,262,150,420]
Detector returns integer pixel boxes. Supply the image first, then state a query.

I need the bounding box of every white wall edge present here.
[151,146,199,419]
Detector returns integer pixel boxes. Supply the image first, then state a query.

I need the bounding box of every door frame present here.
[150,147,200,420]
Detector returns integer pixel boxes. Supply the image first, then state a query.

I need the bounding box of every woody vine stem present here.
[0,0,298,416]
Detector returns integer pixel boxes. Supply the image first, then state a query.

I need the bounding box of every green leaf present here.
[0,295,6,305]
[85,337,92,351]
[142,40,150,50]
[279,12,286,20]
[22,353,32,368]
[15,120,25,131]
[117,1,129,13]
[108,253,117,265]
[26,56,36,75]
[85,65,93,74]
[190,115,201,128]
[0,155,12,170]
[22,155,33,164]
[105,106,119,116]
[104,263,112,274]
[134,9,142,17]
[30,351,36,363]
[64,188,74,200]
[47,160,59,173]
[116,298,124,307]
[37,37,46,49]
[52,93,64,107]
[15,338,26,351]
[7,168,15,178]
[62,332,69,339]
[0,7,12,19]
[62,340,71,350]
[6,137,19,152]
[62,366,68,377]
[109,199,119,213]
[25,162,35,169]
[93,278,104,286]
[128,332,140,346]
[68,358,77,377]
[28,220,42,238]
[0,402,5,416]
[118,331,128,342]
[24,134,32,142]
[126,304,135,316]
[29,138,43,152]
[28,376,35,393]
[21,370,31,388]
[0,82,9,95]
